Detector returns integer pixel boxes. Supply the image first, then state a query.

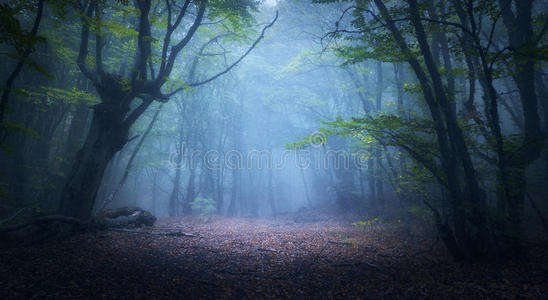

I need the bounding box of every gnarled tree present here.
[59,0,277,220]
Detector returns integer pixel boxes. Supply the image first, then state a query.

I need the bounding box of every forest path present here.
[1,212,546,299]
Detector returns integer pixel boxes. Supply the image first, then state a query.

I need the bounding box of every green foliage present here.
[165,78,192,94]
[0,2,45,54]
[336,33,410,64]
[0,1,52,80]
[190,197,217,223]
[208,0,259,32]
[28,86,99,106]
[102,19,139,39]
[402,83,422,95]
[276,49,321,79]
[285,127,330,150]
[342,237,357,245]
[354,217,380,227]
[408,205,432,223]
[0,121,39,152]
[353,217,384,232]
[190,197,217,215]
[288,110,445,200]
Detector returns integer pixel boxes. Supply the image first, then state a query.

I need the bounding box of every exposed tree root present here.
[0,215,87,233]
[0,207,157,246]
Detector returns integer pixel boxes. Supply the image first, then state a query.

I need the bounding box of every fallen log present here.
[95,207,156,228]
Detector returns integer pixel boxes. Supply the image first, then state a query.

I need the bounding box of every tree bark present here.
[101,104,163,210]
[408,0,487,256]
[497,0,543,256]
[374,0,484,258]
[58,101,131,220]
[375,61,384,215]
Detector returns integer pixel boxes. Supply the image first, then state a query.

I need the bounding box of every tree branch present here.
[132,0,153,84]
[95,4,104,76]
[123,97,154,127]
[159,0,191,76]
[159,1,207,82]
[167,11,279,96]
[77,1,98,84]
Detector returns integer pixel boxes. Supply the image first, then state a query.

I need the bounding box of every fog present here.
[1,2,547,292]
[94,1,372,218]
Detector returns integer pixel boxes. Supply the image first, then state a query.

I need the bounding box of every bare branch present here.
[123,97,154,127]
[159,0,191,75]
[167,11,279,96]
[132,0,153,83]
[95,5,104,76]
[159,0,200,80]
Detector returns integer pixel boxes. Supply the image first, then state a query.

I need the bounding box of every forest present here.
[0,0,547,298]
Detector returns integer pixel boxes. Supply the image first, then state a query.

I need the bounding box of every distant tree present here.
[312,0,547,260]
[59,0,277,220]
[0,0,45,144]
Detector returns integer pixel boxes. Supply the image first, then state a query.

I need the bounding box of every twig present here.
[167,11,279,96]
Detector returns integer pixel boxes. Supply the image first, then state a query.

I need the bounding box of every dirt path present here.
[1,214,547,299]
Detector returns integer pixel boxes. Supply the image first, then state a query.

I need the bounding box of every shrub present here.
[190,198,217,222]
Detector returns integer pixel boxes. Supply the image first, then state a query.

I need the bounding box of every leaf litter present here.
[1,210,547,299]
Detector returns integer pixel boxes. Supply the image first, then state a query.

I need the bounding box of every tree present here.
[59,0,277,220]
[0,0,45,144]
[312,0,546,259]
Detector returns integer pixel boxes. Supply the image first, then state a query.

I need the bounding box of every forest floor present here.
[1,209,547,299]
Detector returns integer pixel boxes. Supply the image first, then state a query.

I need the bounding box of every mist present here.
[1,0,547,298]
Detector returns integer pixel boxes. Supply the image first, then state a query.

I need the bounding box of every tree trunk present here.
[184,165,196,215]
[537,72,548,133]
[103,104,163,210]
[375,61,384,215]
[168,135,184,217]
[408,0,487,256]
[151,171,158,216]
[227,167,240,217]
[268,166,276,215]
[58,104,130,220]
[299,168,311,206]
[536,72,548,182]
[374,0,475,258]
[393,62,408,184]
[498,0,542,256]
[368,158,377,214]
